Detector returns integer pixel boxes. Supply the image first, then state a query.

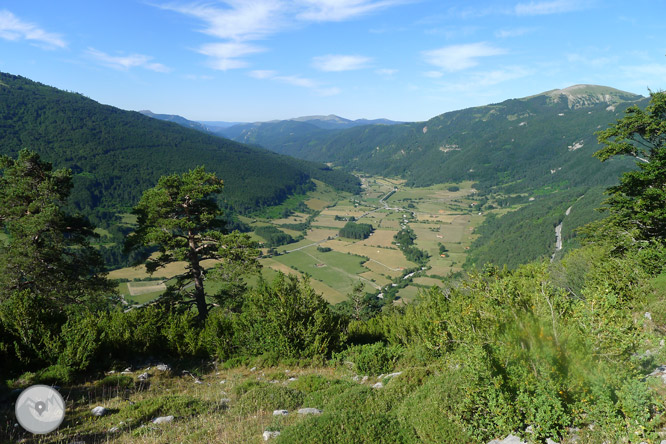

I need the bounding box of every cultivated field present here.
[108,176,490,306]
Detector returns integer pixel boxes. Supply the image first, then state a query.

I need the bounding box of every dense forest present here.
[339,222,374,240]
[0,72,360,218]
[218,86,641,195]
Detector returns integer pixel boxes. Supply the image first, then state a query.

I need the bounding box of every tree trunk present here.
[188,232,208,321]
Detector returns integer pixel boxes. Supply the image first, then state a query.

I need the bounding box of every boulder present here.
[152,415,174,424]
[487,435,527,444]
[273,410,289,416]
[91,406,108,417]
[263,431,281,441]
[298,408,322,415]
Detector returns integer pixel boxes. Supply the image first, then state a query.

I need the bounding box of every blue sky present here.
[1,0,664,122]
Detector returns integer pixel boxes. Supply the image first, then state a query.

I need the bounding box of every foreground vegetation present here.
[1,92,666,443]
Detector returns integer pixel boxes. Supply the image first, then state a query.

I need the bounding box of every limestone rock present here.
[152,415,174,424]
[487,434,527,444]
[273,409,289,416]
[298,408,322,415]
[263,431,281,441]
[91,406,108,417]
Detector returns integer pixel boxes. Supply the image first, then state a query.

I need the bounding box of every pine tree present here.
[126,167,260,320]
[595,91,666,242]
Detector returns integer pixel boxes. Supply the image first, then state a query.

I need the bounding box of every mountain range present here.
[0,72,360,217]
[2,71,645,269]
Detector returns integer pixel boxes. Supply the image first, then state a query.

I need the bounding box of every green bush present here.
[235,274,343,359]
[121,394,212,425]
[234,385,304,414]
[96,374,134,389]
[288,374,332,393]
[335,342,403,375]
[396,372,474,442]
[301,380,356,410]
[276,409,415,444]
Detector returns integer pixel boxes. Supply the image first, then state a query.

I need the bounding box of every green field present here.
[107,174,506,307]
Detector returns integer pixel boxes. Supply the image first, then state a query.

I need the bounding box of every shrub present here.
[96,374,134,389]
[288,374,332,393]
[234,385,304,414]
[335,342,403,375]
[301,380,356,410]
[235,274,343,359]
[121,394,212,425]
[276,409,415,444]
[396,373,473,442]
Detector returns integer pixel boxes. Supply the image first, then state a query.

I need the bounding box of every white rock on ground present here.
[487,434,527,444]
[273,410,289,416]
[155,364,171,372]
[297,408,322,415]
[137,372,149,381]
[263,431,281,441]
[152,415,174,424]
[91,406,108,416]
[372,382,384,389]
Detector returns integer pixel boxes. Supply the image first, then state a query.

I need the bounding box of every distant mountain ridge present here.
[139,110,210,132]
[222,84,644,194]
[526,84,643,109]
[0,72,360,216]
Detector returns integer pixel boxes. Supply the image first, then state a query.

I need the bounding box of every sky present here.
[1,0,664,123]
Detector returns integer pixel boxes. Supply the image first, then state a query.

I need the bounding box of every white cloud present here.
[249,69,340,95]
[312,54,371,72]
[157,1,408,70]
[86,48,171,72]
[423,70,443,78]
[422,42,506,72]
[566,53,616,68]
[158,1,285,41]
[620,63,666,89]
[375,68,397,76]
[514,0,582,16]
[249,69,278,79]
[430,66,533,94]
[0,10,66,49]
[198,42,265,70]
[495,27,534,38]
[295,0,409,22]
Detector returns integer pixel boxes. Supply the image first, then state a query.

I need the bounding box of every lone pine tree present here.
[126,167,260,321]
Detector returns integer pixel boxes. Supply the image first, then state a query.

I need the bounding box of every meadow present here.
[108,176,513,305]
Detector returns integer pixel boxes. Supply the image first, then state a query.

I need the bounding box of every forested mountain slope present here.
[0,72,359,216]
[220,85,643,196]
[282,86,643,193]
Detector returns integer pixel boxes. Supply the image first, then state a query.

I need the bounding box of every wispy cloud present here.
[312,54,372,72]
[158,1,285,41]
[296,0,409,22]
[423,71,443,78]
[422,42,506,73]
[375,68,397,76]
[156,1,407,70]
[620,63,666,89]
[249,69,340,95]
[86,48,171,73]
[495,27,534,38]
[514,0,583,16]
[197,42,265,70]
[430,66,533,95]
[0,10,66,49]
[566,52,616,68]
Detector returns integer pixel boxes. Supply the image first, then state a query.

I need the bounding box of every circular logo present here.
[15,385,65,434]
